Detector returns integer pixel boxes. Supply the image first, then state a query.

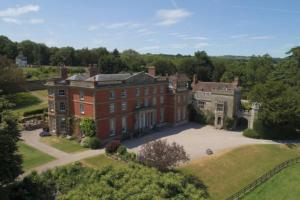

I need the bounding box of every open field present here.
[40,136,87,153]
[180,144,300,200]
[244,163,300,200]
[12,89,48,116]
[18,141,55,171]
[81,154,127,170]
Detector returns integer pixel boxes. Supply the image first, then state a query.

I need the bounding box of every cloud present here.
[156,9,192,26]
[194,42,209,48]
[169,43,187,49]
[0,4,39,17]
[138,45,160,51]
[250,35,275,40]
[88,22,142,31]
[29,18,44,24]
[2,17,21,24]
[137,28,155,36]
[230,34,249,39]
[182,36,207,40]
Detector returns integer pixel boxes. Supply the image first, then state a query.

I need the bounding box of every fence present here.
[226,156,300,200]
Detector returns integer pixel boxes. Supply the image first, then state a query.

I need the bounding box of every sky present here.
[1,0,300,57]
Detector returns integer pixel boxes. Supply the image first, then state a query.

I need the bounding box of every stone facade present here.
[46,66,189,143]
[191,75,258,129]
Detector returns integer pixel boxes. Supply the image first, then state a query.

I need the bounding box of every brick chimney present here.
[148,66,156,76]
[88,64,98,77]
[60,65,68,80]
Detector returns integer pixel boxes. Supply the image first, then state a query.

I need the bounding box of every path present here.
[21,129,104,177]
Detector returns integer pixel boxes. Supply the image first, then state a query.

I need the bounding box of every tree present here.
[79,118,96,137]
[249,81,300,138]
[0,35,17,59]
[121,49,145,72]
[0,56,25,94]
[0,112,22,188]
[139,139,189,171]
[150,58,176,75]
[194,51,214,81]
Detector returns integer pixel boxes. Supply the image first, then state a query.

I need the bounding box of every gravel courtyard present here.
[123,123,276,160]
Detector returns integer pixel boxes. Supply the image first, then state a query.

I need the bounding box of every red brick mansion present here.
[46,66,190,142]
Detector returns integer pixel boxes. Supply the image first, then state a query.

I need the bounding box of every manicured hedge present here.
[23,108,48,117]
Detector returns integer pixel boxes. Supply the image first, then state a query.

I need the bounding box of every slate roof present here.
[168,73,190,82]
[67,74,89,81]
[86,73,134,82]
[192,81,237,92]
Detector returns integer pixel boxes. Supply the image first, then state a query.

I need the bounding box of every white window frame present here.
[144,87,149,95]
[144,98,149,107]
[58,89,65,96]
[121,89,127,98]
[80,90,84,100]
[121,101,127,111]
[136,100,141,108]
[152,97,156,106]
[59,102,65,112]
[160,96,164,104]
[110,118,116,136]
[110,103,115,113]
[153,86,157,94]
[110,90,115,99]
[160,86,164,93]
[136,87,140,96]
[122,116,127,132]
[80,103,85,114]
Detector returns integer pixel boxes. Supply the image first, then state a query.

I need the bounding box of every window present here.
[121,102,127,111]
[177,96,181,104]
[122,116,127,132]
[144,87,149,95]
[136,87,140,96]
[60,118,66,130]
[217,104,223,112]
[80,90,84,100]
[217,117,222,125]
[110,118,116,136]
[153,86,157,94]
[160,96,164,104]
[110,90,115,99]
[136,100,141,108]
[144,98,149,107]
[160,108,164,122]
[58,89,65,96]
[177,109,181,121]
[160,86,164,93]
[59,102,65,112]
[152,97,156,106]
[199,101,205,109]
[49,101,54,112]
[121,89,127,98]
[80,103,85,114]
[110,103,115,113]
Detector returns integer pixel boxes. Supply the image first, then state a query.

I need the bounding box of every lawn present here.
[244,163,300,200]
[180,144,300,200]
[12,89,48,116]
[81,154,127,170]
[18,142,55,171]
[40,136,87,153]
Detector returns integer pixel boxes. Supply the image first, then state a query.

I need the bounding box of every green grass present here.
[180,144,300,200]
[12,89,48,116]
[40,136,87,153]
[18,142,55,171]
[81,154,127,170]
[244,163,300,200]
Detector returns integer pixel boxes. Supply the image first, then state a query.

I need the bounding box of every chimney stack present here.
[233,77,240,87]
[147,66,156,76]
[88,64,98,77]
[60,65,68,80]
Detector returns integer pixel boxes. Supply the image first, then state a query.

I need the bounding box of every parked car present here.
[39,131,51,137]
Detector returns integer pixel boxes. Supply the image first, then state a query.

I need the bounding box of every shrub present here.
[243,129,261,138]
[89,137,101,149]
[23,108,47,117]
[139,139,190,171]
[205,111,215,125]
[12,92,41,108]
[80,136,101,149]
[105,140,121,154]
[79,118,96,137]
[224,117,235,130]
[117,145,127,155]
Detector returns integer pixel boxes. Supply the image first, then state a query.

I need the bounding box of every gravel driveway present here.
[123,123,276,160]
